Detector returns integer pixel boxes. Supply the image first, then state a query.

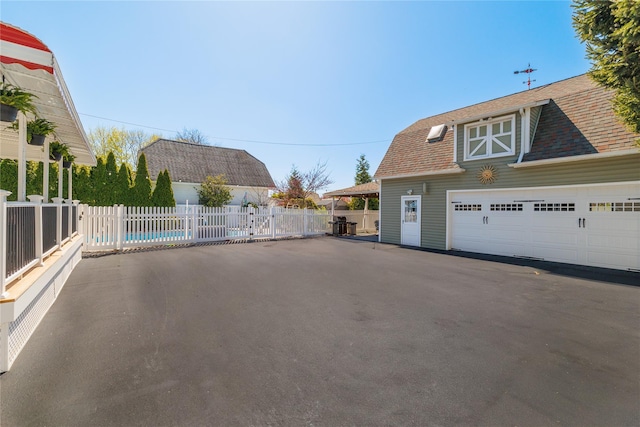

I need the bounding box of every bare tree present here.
[302,160,333,201]
[175,128,209,145]
[249,187,273,207]
[274,161,333,208]
[88,126,160,168]
[127,130,161,167]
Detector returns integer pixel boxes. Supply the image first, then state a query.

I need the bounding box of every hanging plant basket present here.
[29,133,46,146]
[50,151,63,161]
[0,83,37,121]
[0,103,18,122]
[63,160,72,169]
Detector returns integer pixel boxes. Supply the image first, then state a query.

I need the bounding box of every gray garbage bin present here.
[347,222,357,236]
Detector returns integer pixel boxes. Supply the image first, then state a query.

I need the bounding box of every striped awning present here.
[0,22,96,166]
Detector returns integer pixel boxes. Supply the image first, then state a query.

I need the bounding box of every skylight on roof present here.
[426,124,448,142]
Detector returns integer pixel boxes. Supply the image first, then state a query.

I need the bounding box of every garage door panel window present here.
[490,203,523,211]
[534,203,576,212]
[589,202,640,212]
[454,204,482,211]
[464,114,516,160]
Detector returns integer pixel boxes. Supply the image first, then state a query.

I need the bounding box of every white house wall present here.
[171,182,272,206]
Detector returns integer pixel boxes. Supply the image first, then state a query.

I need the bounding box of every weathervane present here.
[514,63,537,89]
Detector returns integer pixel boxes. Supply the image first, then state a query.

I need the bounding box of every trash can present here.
[337,216,347,235]
[347,222,357,236]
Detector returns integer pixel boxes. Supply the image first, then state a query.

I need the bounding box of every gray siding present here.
[380,153,640,249]
[529,106,542,142]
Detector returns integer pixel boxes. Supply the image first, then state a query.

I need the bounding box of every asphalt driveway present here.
[1,237,638,426]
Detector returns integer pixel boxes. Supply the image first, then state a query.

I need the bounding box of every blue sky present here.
[2,1,590,193]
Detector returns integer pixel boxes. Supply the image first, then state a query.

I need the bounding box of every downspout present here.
[452,124,458,164]
[517,108,527,164]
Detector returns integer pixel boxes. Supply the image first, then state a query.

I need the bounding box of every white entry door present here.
[401,195,421,246]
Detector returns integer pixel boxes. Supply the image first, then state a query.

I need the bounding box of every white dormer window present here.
[463,114,516,161]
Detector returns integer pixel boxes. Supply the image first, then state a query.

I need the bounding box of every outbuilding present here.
[374,75,639,271]
[141,138,275,206]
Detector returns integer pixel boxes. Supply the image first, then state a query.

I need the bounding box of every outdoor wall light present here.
[407,189,413,195]
[423,182,429,194]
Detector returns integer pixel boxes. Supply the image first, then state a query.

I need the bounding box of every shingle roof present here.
[141,139,275,187]
[323,182,380,198]
[375,75,639,179]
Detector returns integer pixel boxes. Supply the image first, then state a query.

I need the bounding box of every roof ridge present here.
[399,74,589,134]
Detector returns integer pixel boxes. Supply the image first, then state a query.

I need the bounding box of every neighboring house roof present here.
[375,74,639,179]
[323,182,380,198]
[141,139,275,187]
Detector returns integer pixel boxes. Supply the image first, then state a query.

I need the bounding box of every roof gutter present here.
[508,149,640,169]
[375,167,466,181]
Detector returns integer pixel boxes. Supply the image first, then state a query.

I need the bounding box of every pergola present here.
[0,22,96,202]
[323,181,379,230]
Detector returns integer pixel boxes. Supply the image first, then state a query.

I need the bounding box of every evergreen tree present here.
[26,161,43,197]
[104,152,119,205]
[349,154,379,210]
[354,154,371,185]
[573,0,640,136]
[91,157,107,205]
[151,169,176,207]
[73,165,93,204]
[115,162,133,205]
[131,153,152,207]
[0,159,18,201]
[47,162,62,200]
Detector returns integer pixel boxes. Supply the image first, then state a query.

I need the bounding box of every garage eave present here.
[375,167,466,182]
[508,149,640,169]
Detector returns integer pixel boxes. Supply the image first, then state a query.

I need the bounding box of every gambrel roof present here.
[375,75,638,179]
[141,139,275,187]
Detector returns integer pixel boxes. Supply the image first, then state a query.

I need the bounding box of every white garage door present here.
[449,182,640,271]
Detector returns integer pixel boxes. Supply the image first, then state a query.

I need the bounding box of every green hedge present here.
[0,151,174,206]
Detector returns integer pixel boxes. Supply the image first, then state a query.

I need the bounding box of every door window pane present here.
[404,200,417,223]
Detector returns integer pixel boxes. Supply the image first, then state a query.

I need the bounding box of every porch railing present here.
[0,193,80,296]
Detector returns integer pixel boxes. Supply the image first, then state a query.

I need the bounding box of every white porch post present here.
[363,197,369,231]
[67,165,73,201]
[57,160,63,199]
[43,139,50,202]
[331,197,335,217]
[27,195,44,266]
[52,197,63,250]
[17,112,27,202]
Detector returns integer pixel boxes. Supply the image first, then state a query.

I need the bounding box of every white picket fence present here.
[81,205,331,251]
